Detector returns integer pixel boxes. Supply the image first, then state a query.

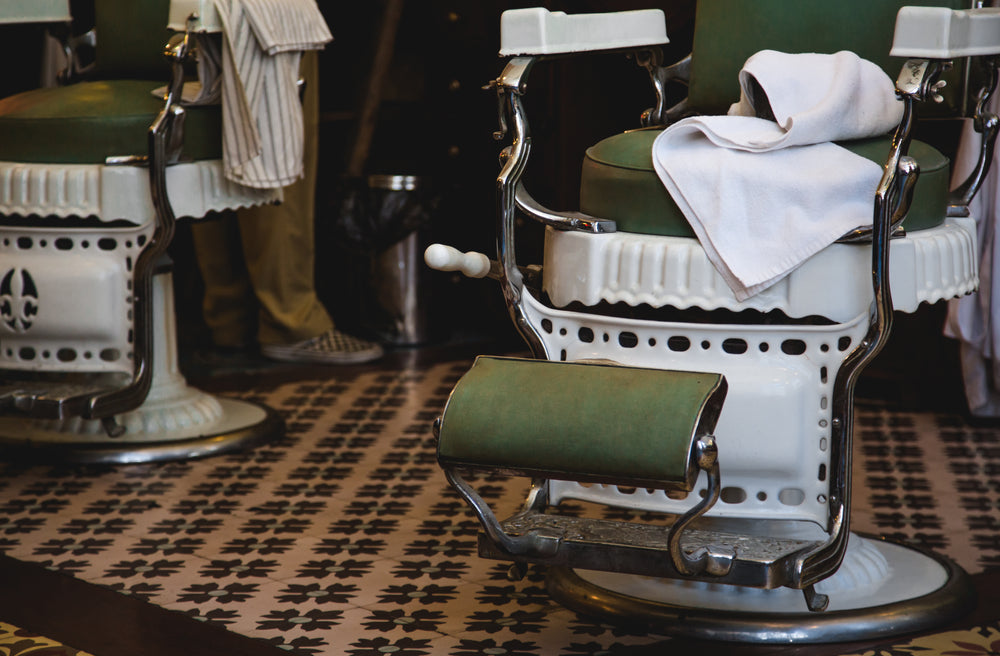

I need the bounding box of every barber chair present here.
[427,2,1000,643]
[0,0,284,463]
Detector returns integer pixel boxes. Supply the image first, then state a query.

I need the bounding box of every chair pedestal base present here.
[0,396,281,464]
[547,534,973,643]
[0,271,283,464]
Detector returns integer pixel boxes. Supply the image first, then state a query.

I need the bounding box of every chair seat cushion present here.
[580,127,950,238]
[0,80,221,164]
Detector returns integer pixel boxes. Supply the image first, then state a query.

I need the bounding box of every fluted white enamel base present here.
[0,158,277,225]
[543,217,978,323]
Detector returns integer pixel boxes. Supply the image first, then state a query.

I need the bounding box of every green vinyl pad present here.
[0,80,222,164]
[687,0,968,117]
[437,356,727,490]
[580,128,949,238]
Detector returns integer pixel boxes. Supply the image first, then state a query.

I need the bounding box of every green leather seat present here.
[579,0,966,238]
[0,80,221,164]
[0,0,220,166]
[580,129,951,238]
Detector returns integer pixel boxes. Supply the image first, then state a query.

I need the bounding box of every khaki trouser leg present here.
[190,213,258,348]
[192,50,333,347]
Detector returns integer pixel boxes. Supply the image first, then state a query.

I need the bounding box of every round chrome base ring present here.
[0,398,283,464]
[547,539,974,644]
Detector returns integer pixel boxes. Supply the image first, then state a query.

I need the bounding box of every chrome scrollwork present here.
[666,435,735,578]
[514,184,616,234]
[493,57,547,358]
[86,14,199,430]
[635,50,691,127]
[797,70,928,591]
[950,56,1000,216]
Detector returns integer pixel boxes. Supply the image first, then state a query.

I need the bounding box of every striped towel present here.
[242,0,332,54]
[212,0,332,189]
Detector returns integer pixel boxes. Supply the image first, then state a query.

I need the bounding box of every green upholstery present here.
[577,1,966,238]
[437,356,726,489]
[0,81,221,164]
[94,0,173,80]
[0,0,222,165]
[688,0,969,116]
[580,129,950,237]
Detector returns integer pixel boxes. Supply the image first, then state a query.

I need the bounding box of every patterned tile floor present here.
[0,621,94,656]
[0,351,999,655]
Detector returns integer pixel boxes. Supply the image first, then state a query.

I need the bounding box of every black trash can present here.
[362,175,435,345]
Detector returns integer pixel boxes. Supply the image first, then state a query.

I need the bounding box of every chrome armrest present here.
[798,56,951,591]
[891,7,1000,60]
[168,0,222,33]
[0,0,69,24]
[891,6,1000,216]
[949,56,1000,217]
[514,184,616,234]
[499,7,667,57]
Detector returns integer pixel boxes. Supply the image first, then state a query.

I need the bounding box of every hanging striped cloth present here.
[212,0,332,189]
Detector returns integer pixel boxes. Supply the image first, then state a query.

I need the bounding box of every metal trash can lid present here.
[368,174,422,191]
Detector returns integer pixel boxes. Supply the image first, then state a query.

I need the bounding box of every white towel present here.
[241,0,332,54]
[212,0,331,189]
[652,50,904,300]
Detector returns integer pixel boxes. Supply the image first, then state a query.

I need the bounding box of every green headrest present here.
[688,0,969,115]
[94,0,174,80]
[0,80,221,164]
[580,128,949,237]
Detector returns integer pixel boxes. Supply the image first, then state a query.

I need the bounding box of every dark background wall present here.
[311,1,696,344]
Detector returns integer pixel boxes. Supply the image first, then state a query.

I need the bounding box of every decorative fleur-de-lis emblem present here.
[0,268,39,333]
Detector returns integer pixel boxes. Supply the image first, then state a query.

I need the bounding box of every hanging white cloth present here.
[651,50,903,300]
[944,93,1000,417]
[211,0,331,189]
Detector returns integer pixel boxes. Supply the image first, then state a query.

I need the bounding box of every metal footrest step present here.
[0,380,121,419]
[478,510,820,589]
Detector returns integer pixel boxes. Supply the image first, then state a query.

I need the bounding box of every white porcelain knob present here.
[424,244,491,278]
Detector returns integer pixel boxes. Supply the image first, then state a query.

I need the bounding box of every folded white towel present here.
[652,50,903,300]
[213,0,331,190]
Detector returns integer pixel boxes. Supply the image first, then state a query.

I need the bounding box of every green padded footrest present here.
[437,356,727,490]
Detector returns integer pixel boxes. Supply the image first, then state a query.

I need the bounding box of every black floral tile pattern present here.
[0,362,994,655]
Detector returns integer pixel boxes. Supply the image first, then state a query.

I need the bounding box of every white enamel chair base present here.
[542,218,978,323]
[0,159,278,375]
[550,533,972,643]
[0,159,278,226]
[0,271,281,464]
[511,220,979,636]
[526,217,980,526]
